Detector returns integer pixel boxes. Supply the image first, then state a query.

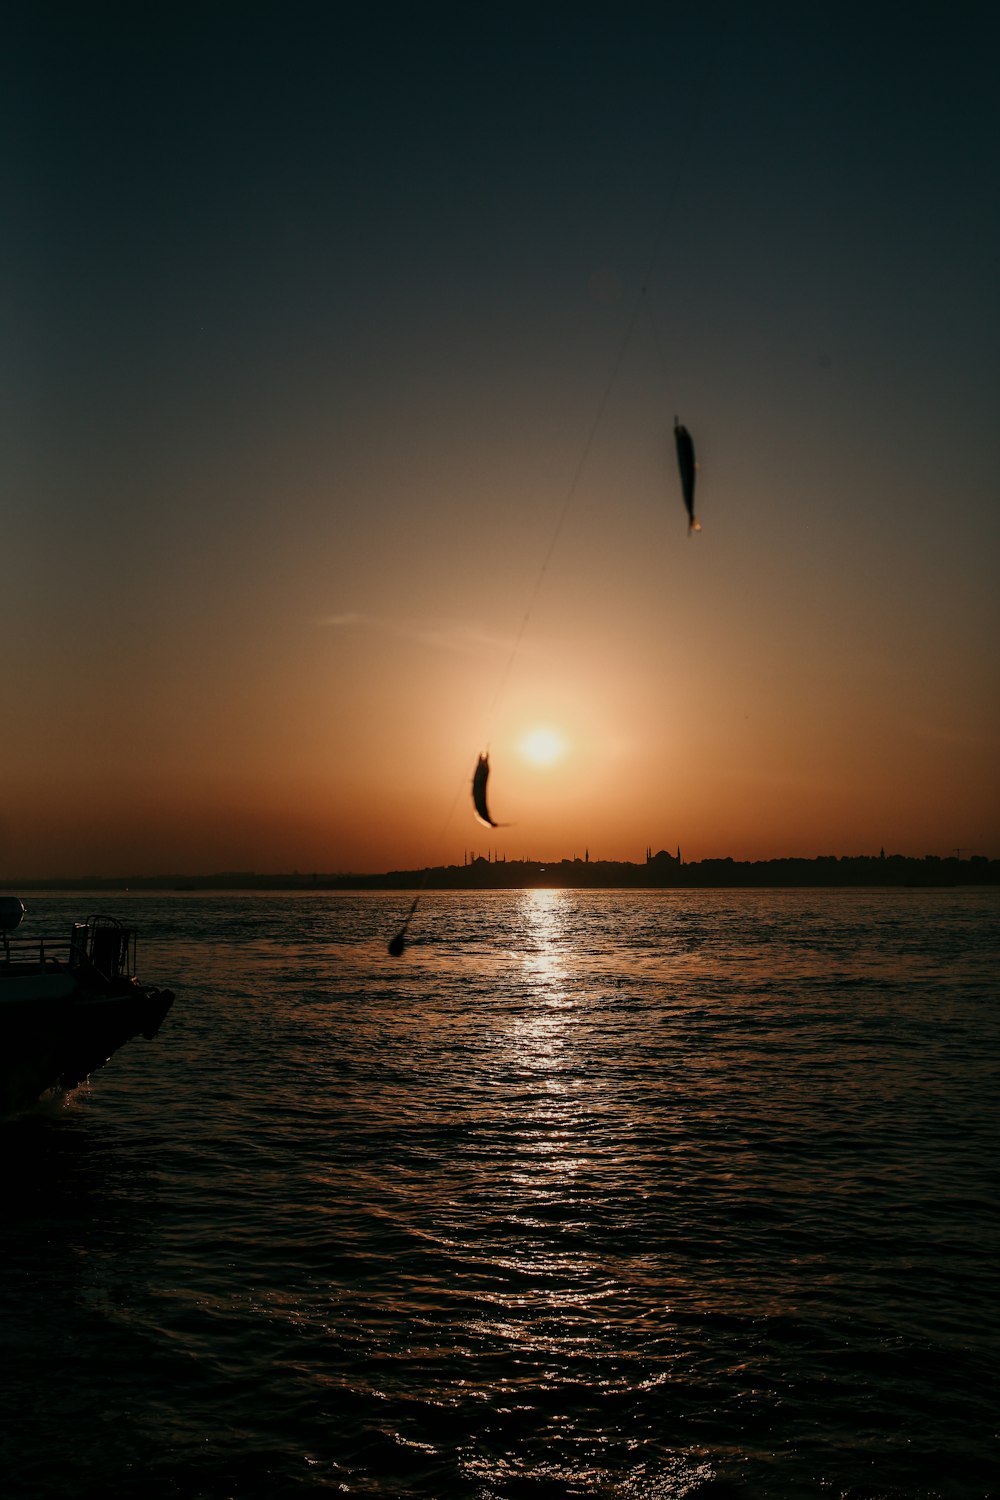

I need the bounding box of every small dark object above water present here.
[388,895,419,957]
[472,751,505,829]
[0,907,174,1117]
[674,418,701,534]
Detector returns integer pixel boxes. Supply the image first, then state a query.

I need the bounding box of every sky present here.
[4,2,999,878]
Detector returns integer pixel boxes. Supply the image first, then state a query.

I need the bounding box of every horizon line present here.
[5,847,997,889]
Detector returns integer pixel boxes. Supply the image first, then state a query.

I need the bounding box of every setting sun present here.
[518,727,567,766]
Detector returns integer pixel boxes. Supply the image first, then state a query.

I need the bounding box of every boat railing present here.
[1,931,73,968]
[1,915,137,979]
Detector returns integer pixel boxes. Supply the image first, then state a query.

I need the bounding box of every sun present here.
[518,726,566,766]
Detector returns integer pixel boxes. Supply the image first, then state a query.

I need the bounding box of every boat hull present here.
[0,977,174,1118]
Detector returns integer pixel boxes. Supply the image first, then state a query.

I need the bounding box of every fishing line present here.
[482,76,721,742]
[388,332,642,955]
[481,305,644,745]
[386,774,468,956]
[389,33,725,956]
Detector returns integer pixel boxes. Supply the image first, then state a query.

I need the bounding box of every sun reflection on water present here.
[482,890,609,1305]
[517,887,574,997]
[501,891,588,1143]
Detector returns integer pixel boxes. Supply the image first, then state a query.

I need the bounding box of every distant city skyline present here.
[8,845,997,893]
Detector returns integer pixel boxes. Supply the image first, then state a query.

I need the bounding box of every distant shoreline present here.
[7,852,998,892]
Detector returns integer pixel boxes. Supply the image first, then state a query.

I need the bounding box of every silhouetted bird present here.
[472,752,504,828]
[674,418,701,534]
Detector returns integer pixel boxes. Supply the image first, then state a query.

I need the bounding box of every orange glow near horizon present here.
[6,570,996,880]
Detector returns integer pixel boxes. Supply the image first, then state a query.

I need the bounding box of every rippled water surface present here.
[2,888,998,1499]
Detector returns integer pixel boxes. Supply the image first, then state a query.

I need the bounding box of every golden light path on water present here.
[457,890,714,1498]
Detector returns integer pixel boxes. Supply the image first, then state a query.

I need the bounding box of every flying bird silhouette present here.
[472,752,505,828]
[674,418,701,534]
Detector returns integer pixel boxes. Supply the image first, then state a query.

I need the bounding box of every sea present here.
[1,888,997,1500]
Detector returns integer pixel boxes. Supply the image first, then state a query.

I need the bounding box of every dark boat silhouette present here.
[0,900,174,1116]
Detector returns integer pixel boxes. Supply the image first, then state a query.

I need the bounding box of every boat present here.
[0,897,174,1117]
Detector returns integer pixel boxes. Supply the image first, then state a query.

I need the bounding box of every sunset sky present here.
[5,4,998,878]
